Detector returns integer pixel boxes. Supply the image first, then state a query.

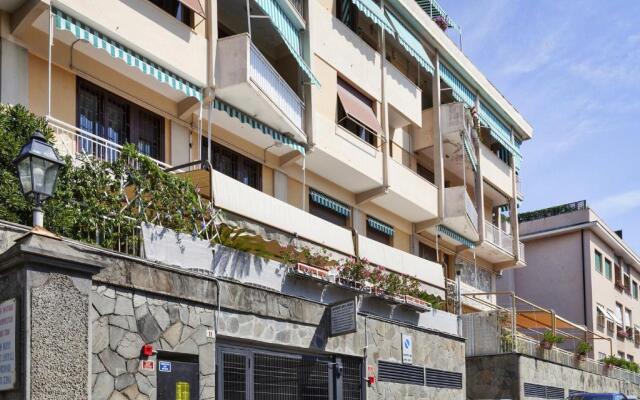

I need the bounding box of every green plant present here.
[339,257,372,284]
[603,355,640,373]
[576,341,592,356]
[212,224,271,258]
[540,330,563,349]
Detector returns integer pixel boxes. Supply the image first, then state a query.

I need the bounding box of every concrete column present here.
[432,52,444,219]
[0,38,29,106]
[473,96,485,243]
[509,155,520,261]
[379,0,389,190]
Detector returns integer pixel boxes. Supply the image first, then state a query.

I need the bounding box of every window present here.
[77,78,164,161]
[148,0,193,26]
[336,78,381,147]
[594,250,603,274]
[624,264,631,295]
[605,259,613,280]
[418,242,438,263]
[625,308,633,338]
[615,263,623,288]
[618,351,625,359]
[366,217,393,246]
[308,189,350,228]
[628,354,635,362]
[217,344,363,400]
[202,142,262,190]
[633,281,638,300]
[417,164,435,184]
[596,304,605,330]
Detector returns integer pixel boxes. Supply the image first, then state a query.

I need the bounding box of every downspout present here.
[509,150,520,261]
[432,51,444,222]
[380,0,390,191]
[205,0,217,164]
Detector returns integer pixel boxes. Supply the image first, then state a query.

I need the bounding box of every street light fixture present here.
[13,131,64,227]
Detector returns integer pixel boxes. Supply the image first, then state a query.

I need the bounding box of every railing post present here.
[511,293,516,352]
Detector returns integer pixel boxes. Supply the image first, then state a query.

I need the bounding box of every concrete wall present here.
[467,353,640,400]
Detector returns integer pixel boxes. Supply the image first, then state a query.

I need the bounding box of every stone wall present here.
[466,354,519,400]
[91,284,216,400]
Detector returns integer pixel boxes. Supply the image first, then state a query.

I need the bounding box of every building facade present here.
[501,201,640,362]
[0,0,540,399]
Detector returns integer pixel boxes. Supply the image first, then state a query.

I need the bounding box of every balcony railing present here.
[47,116,171,169]
[484,220,513,254]
[249,43,304,132]
[287,0,304,17]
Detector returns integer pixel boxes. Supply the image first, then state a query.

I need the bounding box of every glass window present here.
[309,200,348,227]
[418,242,438,263]
[633,281,638,300]
[594,250,603,274]
[202,142,263,191]
[148,0,193,26]
[605,259,613,280]
[77,78,164,161]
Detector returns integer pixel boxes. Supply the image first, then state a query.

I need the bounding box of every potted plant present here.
[540,330,563,350]
[575,341,592,360]
[433,15,448,31]
[336,257,372,291]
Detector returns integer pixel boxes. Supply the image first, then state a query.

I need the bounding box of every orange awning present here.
[337,82,382,136]
[180,0,205,16]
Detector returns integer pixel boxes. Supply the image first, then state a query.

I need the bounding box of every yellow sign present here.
[176,381,190,400]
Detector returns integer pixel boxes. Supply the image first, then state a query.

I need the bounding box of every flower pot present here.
[540,340,553,350]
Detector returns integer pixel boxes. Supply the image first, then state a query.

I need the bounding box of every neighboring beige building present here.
[0,0,531,310]
[500,200,640,361]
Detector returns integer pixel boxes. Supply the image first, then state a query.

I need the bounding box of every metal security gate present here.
[217,344,362,400]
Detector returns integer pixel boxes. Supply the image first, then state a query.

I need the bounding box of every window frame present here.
[202,141,263,191]
[594,250,603,274]
[604,258,613,281]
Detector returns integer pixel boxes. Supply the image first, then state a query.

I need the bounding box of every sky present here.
[438,0,640,251]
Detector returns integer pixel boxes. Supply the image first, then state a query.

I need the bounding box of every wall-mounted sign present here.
[158,361,172,373]
[330,299,357,336]
[401,334,413,364]
[139,360,155,372]
[0,298,16,391]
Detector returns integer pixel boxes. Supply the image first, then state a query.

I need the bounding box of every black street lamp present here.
[13,131,64,227]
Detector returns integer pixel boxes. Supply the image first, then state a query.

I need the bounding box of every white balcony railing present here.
[519,241,526,262]
[47,116,171,169]
[249,43,304,132]
[484,219,512,254]
[464,189,479,231]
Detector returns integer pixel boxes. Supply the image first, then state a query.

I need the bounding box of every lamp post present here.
[13,131,63,227]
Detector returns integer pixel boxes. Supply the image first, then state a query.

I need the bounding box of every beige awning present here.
[180,0,205,16]
[337,82,382,136]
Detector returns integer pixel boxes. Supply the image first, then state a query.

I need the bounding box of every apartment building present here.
[500,201,640,362]
[0,0,534,398]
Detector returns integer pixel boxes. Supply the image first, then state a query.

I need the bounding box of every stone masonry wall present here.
[91,284,215,400]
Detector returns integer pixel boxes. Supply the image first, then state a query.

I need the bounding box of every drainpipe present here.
[432,51,444,221]
[581,229,588,326]
[380,0,390,191]
[205,0,218,165]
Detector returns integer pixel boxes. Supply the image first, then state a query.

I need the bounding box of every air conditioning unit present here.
[440,102,473,138]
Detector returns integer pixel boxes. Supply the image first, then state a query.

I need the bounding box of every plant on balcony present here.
[280,245,336,270]
[603,355,640,373]
[212,224,271,258]
[540,330,563,350]
[575,341,592,360]
[433,15,448,31]
[617,327,629,339]
[337,257,373,291]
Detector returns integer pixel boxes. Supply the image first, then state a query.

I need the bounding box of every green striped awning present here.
[254,0,320,86]
[462,133,478,172]
[439,63,475,108]
[415,0,460,31]
[309,190,351,216]
[214,99,305,154]
[53,8,202,101]
[352,0,395,35]
[478,101,522,167]
[367,217,394,236]
[385,10,434,74]
[437,225,475,248]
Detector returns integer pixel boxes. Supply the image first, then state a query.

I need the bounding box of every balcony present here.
[475,219,525,265]
[357,235,445,291]
[180,168,355,256]
[371,160,438,222]
[216,34,305,142]
[32,0,207,96]
[480,143,513,198]
[385,60,422,126]
[48,117,170,169]
[442,186,479,242]
[279,0,305,28]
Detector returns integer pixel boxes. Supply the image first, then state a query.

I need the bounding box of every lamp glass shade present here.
[17,157,32,194]
[13,132,63,200]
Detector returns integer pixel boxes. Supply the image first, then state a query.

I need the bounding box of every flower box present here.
[288,262,331,283]
[403,295,433,312]
[334,277,371,294]
[617,329,629,339]
[371,287,405,304]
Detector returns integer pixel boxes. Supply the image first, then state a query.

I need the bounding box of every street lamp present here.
[13,131,63,227]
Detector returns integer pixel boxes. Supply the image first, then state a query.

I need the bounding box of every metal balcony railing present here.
[47,116,171,169]
[484,220,512,253]
[249,43,304,132]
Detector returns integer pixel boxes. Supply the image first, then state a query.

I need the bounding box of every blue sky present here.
[439,0,640,251]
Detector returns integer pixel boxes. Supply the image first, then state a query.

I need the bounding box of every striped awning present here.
[462,133,478,172]
[437,225,475,249]
[478,101,522,166]
[439,63,475,108]
[214,99,305,154]
[309,190,351,216]
[352,0,395,35]
[53,8,202,101]
[254,0,320,86]
[385,10,434,74]
[367,217,394,236]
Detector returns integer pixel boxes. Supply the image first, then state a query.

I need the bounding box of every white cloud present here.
[592,190,640,218]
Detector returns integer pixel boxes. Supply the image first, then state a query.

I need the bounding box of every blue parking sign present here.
[159,361,172,373]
